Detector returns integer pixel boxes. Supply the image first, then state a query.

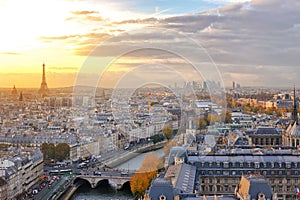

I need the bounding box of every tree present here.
[150,134,165,144]
[131,152,159,198]
[41,143,55,161]
[199,118,207,129]
[163,125,173,140]
[55,143,70,161]
[224,111,232,123]
[41,143,70,162]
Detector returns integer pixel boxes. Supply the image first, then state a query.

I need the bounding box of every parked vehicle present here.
[94,171,102,176]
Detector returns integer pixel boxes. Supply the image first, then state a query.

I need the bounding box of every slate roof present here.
[5,166,17,179]
[245,127,280,135]
[168,146,188,165]
[165,163,196,194]
[286,121,300,137]
[175,164,196,194]
[0,177,7,187]
[31,148,43,163]
[188,154,300,163]
[148,178,175,200]
[237,175,273,200]
[183,197,236,200]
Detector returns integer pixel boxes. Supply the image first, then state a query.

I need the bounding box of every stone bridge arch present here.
[73,177,92,188]
[74,175,131,190]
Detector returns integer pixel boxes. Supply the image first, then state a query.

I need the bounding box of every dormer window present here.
[160,194,166,200]
[258,193,266,200]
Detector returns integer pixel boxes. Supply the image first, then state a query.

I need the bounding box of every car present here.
[77,162,87,169]
[94,171,101,176]
[121,171,128,176]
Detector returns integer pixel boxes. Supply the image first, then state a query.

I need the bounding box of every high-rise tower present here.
[292,86,298,125]
[38,62,49,96]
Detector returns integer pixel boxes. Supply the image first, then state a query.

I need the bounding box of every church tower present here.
[291,86,298,125]
[38,62,49,96]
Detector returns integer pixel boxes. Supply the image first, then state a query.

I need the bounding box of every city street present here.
[34,176,73,200]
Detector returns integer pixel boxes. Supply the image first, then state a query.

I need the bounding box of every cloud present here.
[204,0,251,3]
[112,17,159,25]
[65,10,108,23]
[39,35,80,41]
[71,11,100,15]
[0,52,20,55]
[37,0,300,86]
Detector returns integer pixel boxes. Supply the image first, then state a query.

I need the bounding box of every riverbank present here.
[61,141,166,199]
[59,181,83,200]
[104,141,166,168]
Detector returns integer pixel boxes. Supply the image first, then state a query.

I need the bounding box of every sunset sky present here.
[0,0,299,88]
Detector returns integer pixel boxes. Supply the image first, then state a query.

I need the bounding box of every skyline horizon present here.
[1,0,300,88]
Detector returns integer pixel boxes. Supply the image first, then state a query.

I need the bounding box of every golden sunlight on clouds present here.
[0,0,154,88]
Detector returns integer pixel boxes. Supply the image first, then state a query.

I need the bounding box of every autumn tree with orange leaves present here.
[130,152,160,198]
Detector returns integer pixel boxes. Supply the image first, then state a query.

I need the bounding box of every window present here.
[271,163,275,168]
[263,171,267,176]
[224,186,228,192]
[159,195,166,200]
[263,163,267,168]
[224,162,229,168]
[201,186,205,192]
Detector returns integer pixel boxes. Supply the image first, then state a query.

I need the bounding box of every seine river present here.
[70,149,164,200]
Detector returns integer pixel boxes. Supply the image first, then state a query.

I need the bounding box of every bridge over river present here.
[74,170,134,190]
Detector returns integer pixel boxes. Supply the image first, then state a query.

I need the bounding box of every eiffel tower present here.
[38,62,49,96]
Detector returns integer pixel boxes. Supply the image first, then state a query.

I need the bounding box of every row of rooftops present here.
[168,146,300,169]
[0,148,42,179]
[188,154,300,163]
